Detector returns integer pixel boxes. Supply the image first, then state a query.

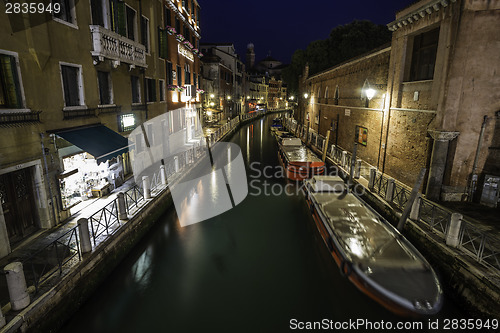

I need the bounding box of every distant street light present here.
[210,94,215,98]
[304,93,309,98]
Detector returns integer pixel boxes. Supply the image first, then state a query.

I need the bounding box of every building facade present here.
[200,43,246,117]
[0,0,202,258]
[299,0,500,206]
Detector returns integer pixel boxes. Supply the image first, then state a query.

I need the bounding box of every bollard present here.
[185,150,190,164]
[410,194,421,220]
[160,165,167,185]
[142,176,151,199]
[174,156,179,173]
[116,193,128,220]
[446,213,462,248]
[385,178,395,202]
[354,159,362,179]
[341,151,348,169]
[4,262,30,311]
[368,167,377,190]
[77,218,92,253]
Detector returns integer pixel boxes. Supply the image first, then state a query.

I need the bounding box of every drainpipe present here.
[40,133,58,226]
[468,115,489,201]
[376,94,386,170]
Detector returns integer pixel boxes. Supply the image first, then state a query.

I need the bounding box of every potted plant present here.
[166,26,176,35]
[167,84,178,91]
[175,34,185,42]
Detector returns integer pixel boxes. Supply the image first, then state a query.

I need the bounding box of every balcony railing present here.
[90,25,147,68]
[0,110,41,126]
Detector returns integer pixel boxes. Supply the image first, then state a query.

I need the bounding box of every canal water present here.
[61,115,464,332]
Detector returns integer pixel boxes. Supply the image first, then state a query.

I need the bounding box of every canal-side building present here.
[299,0,500,206]
[200,43,246,116]
[0,0,202,258]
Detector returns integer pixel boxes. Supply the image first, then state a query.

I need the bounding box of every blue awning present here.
[56,124,128,164]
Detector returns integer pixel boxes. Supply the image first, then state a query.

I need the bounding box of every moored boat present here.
[277,137,325,181]
[303,175,443,316]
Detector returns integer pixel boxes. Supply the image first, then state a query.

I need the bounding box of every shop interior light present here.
[122,114,135,128]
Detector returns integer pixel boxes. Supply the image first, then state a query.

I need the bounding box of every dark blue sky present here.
[199,0,417,64]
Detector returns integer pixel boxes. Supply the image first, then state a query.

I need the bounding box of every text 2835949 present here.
[5,1,61,14]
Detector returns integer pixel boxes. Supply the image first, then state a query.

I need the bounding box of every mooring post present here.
[446,213,463,248]
[116,193,128,221]
[160,165,167,185]
[142,176,151,199]
[322,131,331,162]
[386,178,395,202]
[354,159,362,179]
[4,262,30,311]
[410,194,421,220]
[77,218,92,253]
[368,167,377,190]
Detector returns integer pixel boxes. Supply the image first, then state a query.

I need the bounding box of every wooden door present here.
[0,169,37,244]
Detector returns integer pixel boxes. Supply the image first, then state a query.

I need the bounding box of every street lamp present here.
[365,88,376,101]
[210,94,215,98]
[304,93,309,99]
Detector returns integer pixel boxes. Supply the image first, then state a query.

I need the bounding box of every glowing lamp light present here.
[304,93,309,98]
[247,95,250,99]
[290,96,295,100]
[227,96,231,100]
[210,94,214,98]
[210,102,215,106]
[365,88,376,100]
[206,111,212,116]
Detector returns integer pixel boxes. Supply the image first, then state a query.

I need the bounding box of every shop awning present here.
[56,125,128,164]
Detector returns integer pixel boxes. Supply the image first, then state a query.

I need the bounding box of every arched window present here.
[325,86,329,99]
[334,86,339,105]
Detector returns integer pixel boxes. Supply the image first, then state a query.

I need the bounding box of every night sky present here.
[199,0,418,64]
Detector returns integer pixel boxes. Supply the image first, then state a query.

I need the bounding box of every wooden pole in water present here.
[322,130,331,162]
[397,168,426,232]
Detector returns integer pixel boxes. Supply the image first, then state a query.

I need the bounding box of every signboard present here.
[178,44,194,62]
[345,109,351,116]
[355,125,368,146]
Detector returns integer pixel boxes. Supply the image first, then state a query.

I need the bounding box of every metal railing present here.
[23,226,80,293]
[89,199,120,246]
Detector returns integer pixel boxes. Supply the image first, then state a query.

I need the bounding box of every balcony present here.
[90,25,147,68]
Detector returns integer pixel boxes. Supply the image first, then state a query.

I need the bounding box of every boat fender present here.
[339,260,352,278]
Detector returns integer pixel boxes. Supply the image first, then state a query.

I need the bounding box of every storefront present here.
[53,124,129,210]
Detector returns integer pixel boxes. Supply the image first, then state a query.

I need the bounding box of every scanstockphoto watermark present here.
[247,161,366,197]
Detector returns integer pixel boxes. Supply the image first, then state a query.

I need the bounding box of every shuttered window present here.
[141,16,149,53]
[61,65,81,107]
[158,27,168,59]
[109,0,126,37]
[90,0,104,26]
[97,71,112,105]
[0,54,22,109]
[167,62,173,85]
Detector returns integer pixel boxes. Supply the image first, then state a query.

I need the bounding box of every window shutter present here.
[0,55,22,108]
[112,0,126,37]
[158,28,168,59]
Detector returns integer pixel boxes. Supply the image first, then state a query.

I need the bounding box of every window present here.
[159,80,165,101]
[409,28,440,81]
[175,17,180,34]
[177,65,182,85]
[334,86,339,105]
[131,75,140,103]
[158,27,168,59]
[119,113,135,132]
[60,64,83,107]
[167,62,173,85]
[145,78,156,102]
[184,64,191,85]
[109,0,126,36]
[54,0,76,25]
[97,71,112,105]
[193,74,196,89]
[164,6,171,27]
[125,5,136,41]
[0,53,23,109]
[90,0,105,26]
[141,16,149,53]
[182,0,186,9]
